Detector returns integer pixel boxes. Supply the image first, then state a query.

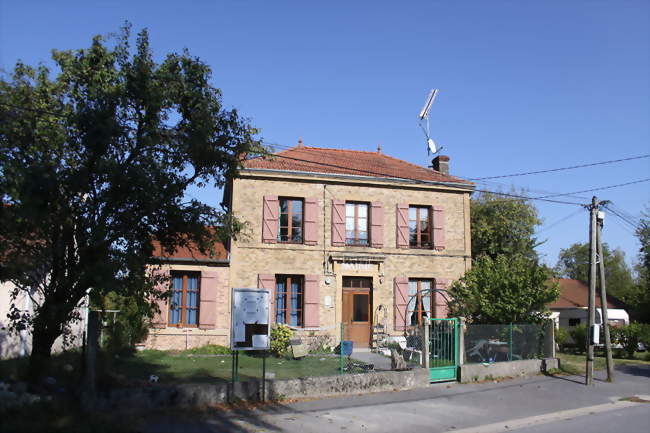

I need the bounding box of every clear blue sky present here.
[2,1,648,271]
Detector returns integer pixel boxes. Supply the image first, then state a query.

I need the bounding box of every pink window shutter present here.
[198,271,220,329]
[331,200,345,247]
[370,202,384,248]
[262,196,279,244]
[434,278,450,319]
[304,198,319,246]
[433,206,446,251]
[258,274,276,323]
[151,269,170,328]
[394,277,409,331]
[396,203,409,249]
[303,275,320,327]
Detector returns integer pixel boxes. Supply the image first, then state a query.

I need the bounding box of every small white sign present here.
[591,324,600,345]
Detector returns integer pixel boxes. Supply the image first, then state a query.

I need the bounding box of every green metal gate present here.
[429,318,459,382]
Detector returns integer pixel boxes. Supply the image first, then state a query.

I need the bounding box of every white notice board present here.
[230,288,270,351]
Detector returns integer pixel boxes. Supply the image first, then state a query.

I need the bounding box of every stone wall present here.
[98,368,431,410]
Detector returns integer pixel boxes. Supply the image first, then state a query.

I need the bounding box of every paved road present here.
[141,364,650,433]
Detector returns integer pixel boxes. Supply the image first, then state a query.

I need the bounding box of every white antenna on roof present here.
[418,89,442,156]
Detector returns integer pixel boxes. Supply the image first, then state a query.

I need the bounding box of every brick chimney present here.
[432,155,450,175]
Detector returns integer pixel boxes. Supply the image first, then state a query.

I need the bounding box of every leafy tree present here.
[448,254,559,324]
[632,207,650,322]
[555,242,638,308]
[470,191,541,261]
[637,208,650,280]
[0,25,264,379]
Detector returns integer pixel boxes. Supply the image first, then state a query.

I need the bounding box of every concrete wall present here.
[229,171,473,345]
[98,368,431,410]
[459,358,559,383]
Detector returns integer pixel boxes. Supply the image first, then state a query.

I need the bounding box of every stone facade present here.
[228,168,473,346]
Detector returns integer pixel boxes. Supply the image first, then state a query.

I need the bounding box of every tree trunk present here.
[28,318,61,384]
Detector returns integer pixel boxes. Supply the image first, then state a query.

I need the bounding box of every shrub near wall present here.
[270,324,293,357]
[555,327,570,350]
[610,323,650,359]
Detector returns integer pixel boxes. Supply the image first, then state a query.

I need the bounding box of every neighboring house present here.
[548,278,629,331]
[142,240,231,350]
[0,280,87,359]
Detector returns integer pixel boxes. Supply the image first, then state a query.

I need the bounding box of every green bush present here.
[555,327,570,349]
[270,324,293,357]
[100,292,149,356]
[569,325,587,352]
[610,323,648,359]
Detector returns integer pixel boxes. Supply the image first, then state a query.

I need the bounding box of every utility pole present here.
[596,209,614,382]
[586,196,597,385]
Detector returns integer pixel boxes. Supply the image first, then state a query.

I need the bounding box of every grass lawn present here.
[108,350,346,385]
[556,351,650,375]
[0,347,358,389]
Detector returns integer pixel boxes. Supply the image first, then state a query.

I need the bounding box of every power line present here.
[535,209,584,234]
[266,141,594,203]
[260,147,650,207]
[602,209,637,235]
[533,178,650,200]
[605,204,641,227]
[472,179,590,202]
[602,205,639,230]
[264,152,584,206]
[467,154,650,180]
[264,140,650,185]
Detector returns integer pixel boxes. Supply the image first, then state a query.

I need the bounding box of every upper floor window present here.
[409,206,431,248]
[279,198,303,243]
[275,275,304,326]
[407,279,432,326]
[345,202,369,246]
[169,272,200,327]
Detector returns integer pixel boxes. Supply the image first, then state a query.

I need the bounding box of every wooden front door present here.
[342,277,372,347]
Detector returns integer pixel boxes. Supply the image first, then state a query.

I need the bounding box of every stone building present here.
[144,144,474,350]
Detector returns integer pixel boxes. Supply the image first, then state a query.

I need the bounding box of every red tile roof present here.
[548,279,625,309]
[244,146,473,185]
[152,239,228,262]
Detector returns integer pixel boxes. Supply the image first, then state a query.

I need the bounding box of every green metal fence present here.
[464,323,549,364]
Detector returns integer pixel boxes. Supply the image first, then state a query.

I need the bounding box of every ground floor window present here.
[275,275,304,326]
[568,318,581,327]
[408,279,433,326]
[169,272,200,327]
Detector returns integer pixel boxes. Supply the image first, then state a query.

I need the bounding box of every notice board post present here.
[230,288,271,402]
